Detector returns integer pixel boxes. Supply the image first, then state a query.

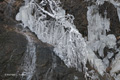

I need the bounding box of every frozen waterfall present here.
[16,0,106,78]
[16,0,88,73]
[15,0,120,79]
[21,32,36,80]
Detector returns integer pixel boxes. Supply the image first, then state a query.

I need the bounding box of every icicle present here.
[110,52,120,79]
[87,5,112,58]
[86,1,117,78]
[21,33,36,80]
[16,0,110,78]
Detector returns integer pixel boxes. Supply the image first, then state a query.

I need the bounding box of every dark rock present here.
[0,24,27,80]
[0,0,23,22]
[60,0,88,37]
[0,23,86,80]
[0,0,4,2]
[99,1,120,37]
[35,44,85,80]
[1,0,120,80]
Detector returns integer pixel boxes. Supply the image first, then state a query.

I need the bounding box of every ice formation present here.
[16,0,107,78]
[109,0,120,79]
[15,0,120,79]
[110,52,120,79]
[87,4,116,58]
[86,0,120,79]
[90,0,120,22]
[22,33,36,80]
[16,0,87,71]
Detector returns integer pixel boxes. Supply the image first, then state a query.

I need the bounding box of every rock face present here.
[35,43,85,80]
[60,0,120,38]
[0,0,23,22]
[0,0,85,80]
[0,24,27,80]
[99,1,120,37]
[60,0,88,37]
[1,0,120,80]
[0,23,86,80]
